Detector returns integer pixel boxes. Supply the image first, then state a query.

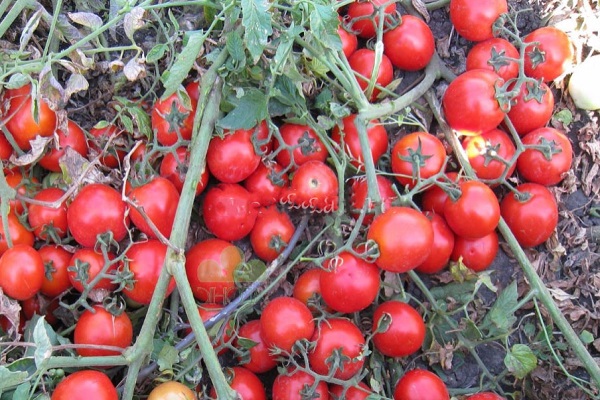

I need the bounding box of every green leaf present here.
[482,281,518,335]
[429,280,476,305]
[236,337,258,350]
[580,330,595,345]
[218,88,268,130]
[504,344,537,379]
[160,31,204,99]
[12,382,30,400]
[552,109,573,126]
[146,43,168,64]
[129,104,152,139]
[157,343,179,372]
[241,0,273,63]
[120,114,134,134]
[0,367,28,391]
[271,26,303,75]
[32,318,53,368]
[225,30,247,72]
[6,74,28,89]
[309,3,342,50]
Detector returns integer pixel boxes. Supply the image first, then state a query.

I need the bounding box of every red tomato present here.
[74,305,133,357]
[207,122,268,183]
[467,393,506,400]
[415,213,455,274]
[320,251,380,313]
[462,128,516,182]
[394,369,449,400]
[421,172,461,216]
[4,169,37,215]
[244,162,289,206]
[383,15,435,71]
[391,131,446,189]
[372,300,425,357]
[444,181,500,239]
[68,248,119,293]
[0,213,34,256]
[152,92,197,146]
[506,81,554,135]
[338,19,358,58]
[0,134,12,161]
[466,38,519,81]
[281,160,338,212]
[329,382,372,400]
[2,84,57,150]
[39,120,88,172]
[331,114,388,170]
[346,0,396,39]
[210,367,266,400]
[51,370,118,400]
[0,245,44,300]
[160,146,209,195]
[235,319,277,374]
[524,27,573,82]
[28,187,68,240]
[128,177,180,239]
[449,0,507,42]
[349,175,396,225]
[88,124,127,168]
[272,368,330,400]
[185,80,200,102]
[442,69,505,136]
[349,49,394,101]
[38,245,73,297]
[123,240,176,305]
[21,294,59,326]
[517,127,573,186]
[194,303,233,354]
[292,268,323,310]
[451,231,499,272]
[367,207,433,273]
[500,183,558,247]
[260,296,315,353]
[273,123,327,169]
[309,318,365,380]
[67,183,130,247]
[250,206,295,262]
[147,381,195,400]
[185,239,242,303]
[202,183,259,241]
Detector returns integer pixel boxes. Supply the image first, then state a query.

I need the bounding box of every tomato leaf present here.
[241,0,273,63]
[11,382,31,400]
[146,43,168,64]
[309,3,341,51]
[481,280,518,336]
[218,88,268,130]
[160,31,204,99]
[157,343,179,372]
[32,318,53,368]
[0,367,28,393]
[504,344,537,379]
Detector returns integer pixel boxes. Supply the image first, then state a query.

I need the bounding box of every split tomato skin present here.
[449,0,508,42]
[383,15,435,71]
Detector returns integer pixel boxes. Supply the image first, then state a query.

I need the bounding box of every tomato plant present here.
[128,176,180,239]
[38,245,73,297]
[372,300,425,357]
[259,296,315,353]
[348,48,394,101]
[147,381,195,400]
[466,38,520,81]
[51,370,118,400]
[202,183,259,241]
[391,131,446,189]
[250,206,295,262]
[349,175,396,225]
[444,180,500,239]
[331,114,388,170]
[281,160,339,212]
[449,0,508,42]
[394,369,449,400]
[152,91,197,146]
[0,244,44,300]
[383,15,435,71]
[235,319,277,374]
[244,161,289,206]
[506,81,554,136]
[74,305,133,357]
[346,0,396,39]
[272,368,330,400]
[517,127,573,186]
[524,27,573,82]
[68,248,119,293]
[273,123,327,169]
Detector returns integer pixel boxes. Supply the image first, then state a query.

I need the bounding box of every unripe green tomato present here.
[568,55,600,110]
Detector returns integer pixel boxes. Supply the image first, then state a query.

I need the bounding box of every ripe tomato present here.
[331,114,388,170]
[4,169,37,215]
[51,370,118,400]
[415,213,455,274]
[517,127,573,186]
[500,183,558,247]
[309,318,365,380]
[21,294,59,326]
[346,0,396,39]
[202,183,259,241]
[421,172,461,216]
[260,296,315,353]
[329,382,372,400]
[394,369,449,400]
[235,319,277,373]
[466,38,519,81]
[128,177,180,239]
[451,231,499,272]
[383,15,435,71]
[391,131,446,189]
[524,27,573,82]
[244,161,289,206]
[207,122,268,183]
[349,49,394,101]
[320,251,380,313]
[123,240,176,305]
[372,301,425,357]
[281,160,338,212]
[210,367,266,400]
[506,81,554,135]
[147,381,195,400]
[250,206,295,262]
[88,124,127,168]
[74,305,133,357]
[273,123,327,169]
[338,18,358,58]
[292,268,323,310]
[2,84,57,150]
[444,181,500,239]
[28,187,68,240]
[462,128,516,182]
[467,393,505,400]
[367,207,433,273]
[38,245,73,297]
[0,244,44,300]
[349,175,396,225]
[442,69,505,136]
[160,146,209,195]
[185,239,242,303]
[67,183,129,247]
[272,368,330,400]
[449,0,507,42]
[39,120,88,172]
[0,134,12,160]
[152,92,197,146]
[68,248,119,293]
[0,213,34,256]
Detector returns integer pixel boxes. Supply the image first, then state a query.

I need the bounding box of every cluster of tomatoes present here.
[0,0,577,398]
